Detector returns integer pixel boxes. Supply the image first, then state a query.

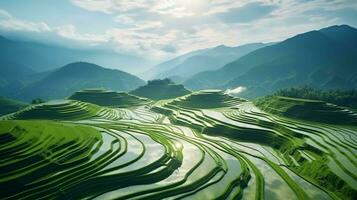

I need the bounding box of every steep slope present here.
[0,97,28,116]
[130,79,191,100]
[69,89,150,108]
[0,35,150,73]
[184,25,357,97]
[141,48,207,79]
[16,62,145,101]
[146,43,268,80]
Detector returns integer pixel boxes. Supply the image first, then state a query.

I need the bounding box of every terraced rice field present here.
[0,90,356,199]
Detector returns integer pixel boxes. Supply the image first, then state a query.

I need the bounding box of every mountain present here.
[0,96,28,116]
[144,43,269,81]
[15,62,145,101]
[130,79,191,100]
[184,25,357,98]
[0,60,35,97]
[0,35,151,74]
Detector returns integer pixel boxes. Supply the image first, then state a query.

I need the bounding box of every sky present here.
[0,0,356,63]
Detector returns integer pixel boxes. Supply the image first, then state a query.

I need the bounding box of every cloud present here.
[55,25,108,43]
[0,9,51,32]
[216,2,277,23]
[159,43,177,53]
[70,0,114,14]
[225,86,247,95]
[2,1,357,62]
[0,9,11,18]
[64,1,285,58]
[114,15,163,30]
[70,0,154,13]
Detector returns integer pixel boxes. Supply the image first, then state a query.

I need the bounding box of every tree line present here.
[275,86,357,108]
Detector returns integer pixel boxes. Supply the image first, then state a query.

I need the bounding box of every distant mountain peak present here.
[57,62,105,74]
[63,61,102,68]
[148,42,269,80]
[319,24,356,32]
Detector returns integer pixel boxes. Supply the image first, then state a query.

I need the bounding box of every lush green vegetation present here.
[69,89,150,108]
[254,96,357,125]
[130,78,191,100]
[0,88,356,200]
[168,90,246,108]
[2,100,102,120]
[275,87,357,109]
[0,120,102,198]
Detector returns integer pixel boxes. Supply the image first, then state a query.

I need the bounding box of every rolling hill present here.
[184,25,357,98]
[144,43,268,81]
[130,79,191,100]
[15,62,145,101]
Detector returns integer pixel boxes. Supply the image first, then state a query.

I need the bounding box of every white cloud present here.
[70,0,154,13]
[0,9,51,32]
[55,25,108,43]
[0,20,51,32]
[0,9,11,18]
[70,0,114,14]
[114,15,163,30]
[2,1,356,61]
[225,86,247,95]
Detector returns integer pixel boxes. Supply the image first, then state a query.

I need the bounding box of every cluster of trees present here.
[31,98,45,104]
[275,86,357,108]
[147,78,174,86]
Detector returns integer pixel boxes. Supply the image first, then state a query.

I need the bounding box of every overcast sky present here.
[0,0,356,62]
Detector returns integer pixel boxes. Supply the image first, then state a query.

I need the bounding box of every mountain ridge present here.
[184,24,357,98]
[144,42,269,81]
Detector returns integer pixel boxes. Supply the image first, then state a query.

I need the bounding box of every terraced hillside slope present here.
[0,89,356,200]
[255,96,357,125]
[69,89,150,108]
[1,99,125,121]
[168,90,246,108]
[0,97,28,116]
[131,78,191,100]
